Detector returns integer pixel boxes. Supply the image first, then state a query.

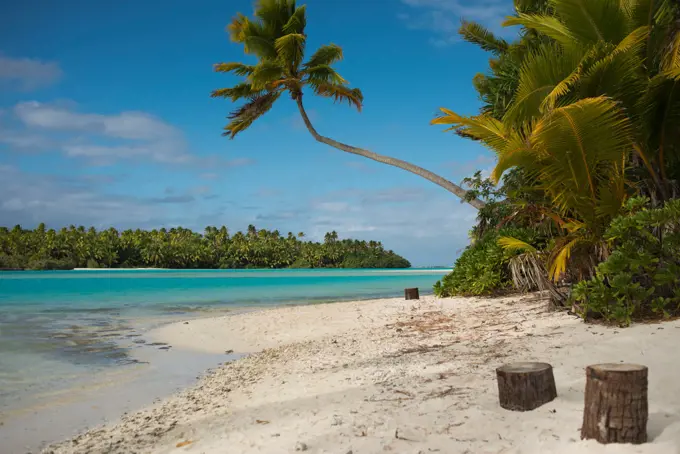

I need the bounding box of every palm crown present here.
[211,0,363,138]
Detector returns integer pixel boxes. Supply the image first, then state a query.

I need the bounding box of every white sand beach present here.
[45,294,680,453]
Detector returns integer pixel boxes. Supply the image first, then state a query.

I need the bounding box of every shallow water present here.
[0,267,448,448]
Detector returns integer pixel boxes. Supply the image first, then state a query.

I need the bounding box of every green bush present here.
[86,258,100,268]
[571,197,680,326]
[434,227,542,297]
[26,258,76,271]
[0,254,26,270]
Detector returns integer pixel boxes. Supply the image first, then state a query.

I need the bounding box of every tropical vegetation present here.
[0,224,410,270]
[211,0,486,209]
[432,0,680,325]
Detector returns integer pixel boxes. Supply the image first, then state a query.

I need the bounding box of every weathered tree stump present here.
[496,362,557,411]
[581,364,648,444]
[404,288,419,300]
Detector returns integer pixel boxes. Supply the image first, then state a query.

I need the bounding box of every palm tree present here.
[211,0,485,210]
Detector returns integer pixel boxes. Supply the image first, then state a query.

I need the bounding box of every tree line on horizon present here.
[0,224,410,270]
[214,0,680,325]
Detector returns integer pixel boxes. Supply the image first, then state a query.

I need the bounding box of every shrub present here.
[86,258,100,268]
[26,258,75,271]
[571,197,680,326]
[0,254,26,270]
[434,227,543,297]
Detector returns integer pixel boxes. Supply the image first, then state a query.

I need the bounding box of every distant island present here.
[0,224,410,270]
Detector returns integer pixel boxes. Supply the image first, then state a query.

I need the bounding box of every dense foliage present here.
[0,224,410,270]
[571,198,680,325]
[432,0,680,322]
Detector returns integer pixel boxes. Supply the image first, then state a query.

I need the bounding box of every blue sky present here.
[0,0,514,266]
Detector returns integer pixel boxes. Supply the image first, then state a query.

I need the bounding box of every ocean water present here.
[0,268,448,422]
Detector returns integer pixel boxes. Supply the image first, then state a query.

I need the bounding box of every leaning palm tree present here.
[211,0,485,210]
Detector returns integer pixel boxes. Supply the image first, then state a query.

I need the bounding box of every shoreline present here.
[45,294,680,453]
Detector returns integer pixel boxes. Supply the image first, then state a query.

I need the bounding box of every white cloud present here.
[14,102,176,140]
[0,54,63,90]
[446,153,497,181]
[0,165,164,228]
[314,201,351,212]
[258,185,479,266]
[9,101,190,164]
[399,0,515,46]
[2,101,254,170]
[344,161,377,173]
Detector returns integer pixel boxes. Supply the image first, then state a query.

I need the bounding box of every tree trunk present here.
[295,97,486,210]
[496,362,557,411]
[404,288,419,300]
[581,364,648,444]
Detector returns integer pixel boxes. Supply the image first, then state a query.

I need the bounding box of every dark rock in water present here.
[225,349,234,354]
[133,339,146,344]
[159,346,171,350]
[125,334,142,338]
[148,342,168,346]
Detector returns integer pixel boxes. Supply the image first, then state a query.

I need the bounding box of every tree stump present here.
[404,288,419,300]
[496,362,557,411]
[581,364,648,444]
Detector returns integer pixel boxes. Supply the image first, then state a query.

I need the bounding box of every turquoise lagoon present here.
[0,268,449,421]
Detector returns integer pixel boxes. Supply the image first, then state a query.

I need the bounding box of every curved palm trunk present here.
[295,97,486,210]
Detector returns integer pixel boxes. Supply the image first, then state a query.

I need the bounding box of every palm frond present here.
[254,0,296,32]
[548,237,578,281]
[303,65,346,85]
[211,83,262,101]
[550,0,631,45]
[250,60,285,89]
[224,91,282,138]
[432,108,512,152]
[660,30,680,71]
[531,96,633,217]
[503,14,576,47]
[311,83,363,111]
[578,31,647,104]
[498,236,537,253]
[213,62,256,77]
[503,42,583,125]
[282,4,306,34]
[227,13,249,43]
[274,33,306,70]
[242,19,278,59]
[304,44,344,67]
[459,20,509,55]
[491,129,535,183]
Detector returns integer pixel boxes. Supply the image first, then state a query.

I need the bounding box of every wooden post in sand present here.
[581,364,648,444]
[496,362,557,411]
[404,288,419,300]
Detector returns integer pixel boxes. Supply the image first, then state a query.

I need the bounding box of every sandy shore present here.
[45,295,680,453]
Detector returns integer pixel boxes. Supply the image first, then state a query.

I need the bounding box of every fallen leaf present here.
[176,440,193,448]
[256,419,270,424]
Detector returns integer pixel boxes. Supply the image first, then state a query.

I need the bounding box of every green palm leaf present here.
[303,64,346,84]
[250,60,285,89]
[282,5,306,34]
[213,62,256,76]
[211,83,262,101]
[504,14,576,47]
[275,33,306,70]
[503,42,583,124]
[311,83,363,111]
[224,91,282,139]
[304,44,344,67]
[459,20,509,55]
